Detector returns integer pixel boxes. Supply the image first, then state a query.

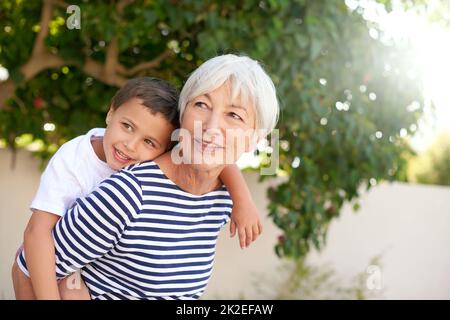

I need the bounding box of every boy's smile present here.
[98,97,176,171]
[113,147,134,164]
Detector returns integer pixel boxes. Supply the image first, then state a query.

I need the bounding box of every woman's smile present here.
[194,138,224,153]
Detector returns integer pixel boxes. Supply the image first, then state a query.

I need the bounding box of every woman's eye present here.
[194,102,208,109]
[144,139,155,147]
[229,112,243,121]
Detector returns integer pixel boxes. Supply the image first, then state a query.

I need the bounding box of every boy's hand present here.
[230,202,263,249]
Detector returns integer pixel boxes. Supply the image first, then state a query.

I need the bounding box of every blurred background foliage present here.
[408,131,450,186]
[0,0,445,258]
[251,255,384,299]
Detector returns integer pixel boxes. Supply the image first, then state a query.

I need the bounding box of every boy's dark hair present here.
[111,77,179,128]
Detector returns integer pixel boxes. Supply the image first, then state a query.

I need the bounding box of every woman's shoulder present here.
[118,160,170,189]
[115,160,161,188]
[122,160,159,172]
[117,161,232,222]
[122,160,232,201]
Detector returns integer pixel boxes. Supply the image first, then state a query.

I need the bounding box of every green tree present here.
[0,0,430,258]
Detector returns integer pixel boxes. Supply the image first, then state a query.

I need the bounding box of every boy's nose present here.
[124,137,138,151]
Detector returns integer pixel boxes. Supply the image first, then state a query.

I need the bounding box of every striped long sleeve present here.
[52,168,143,278]
[19,161,233,300]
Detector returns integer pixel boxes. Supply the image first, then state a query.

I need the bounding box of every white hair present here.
[179,54,279,138]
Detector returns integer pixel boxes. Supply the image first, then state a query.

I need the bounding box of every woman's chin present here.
[190,161,225,172]
[185,153,227,171]
[171,145,235,170]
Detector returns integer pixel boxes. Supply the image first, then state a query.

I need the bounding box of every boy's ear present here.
[106,107,114,125]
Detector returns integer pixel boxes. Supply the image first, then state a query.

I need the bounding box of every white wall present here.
[0,149,42,300]
[206,178,450,299]
[307,182,450,299]
[1,149,449,299]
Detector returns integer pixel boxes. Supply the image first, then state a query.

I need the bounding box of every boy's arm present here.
[23,210,61,300]
[219,164,263,249]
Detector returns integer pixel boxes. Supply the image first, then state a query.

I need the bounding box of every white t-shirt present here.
[31,128,115,216]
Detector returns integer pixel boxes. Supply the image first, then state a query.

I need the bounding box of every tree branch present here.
[32,0,53,56]
[84,57,128,87]
[49,0,69,9]
[20,0,63,80]
[0,0,56,109]
[104,36,119,81]
[100,0,136,84]
[1,0,171,110]
[123,49,174,76]
[0,81,17,110]
[116,0,135,15]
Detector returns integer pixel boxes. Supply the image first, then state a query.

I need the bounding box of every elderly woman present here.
[48,54,278,299]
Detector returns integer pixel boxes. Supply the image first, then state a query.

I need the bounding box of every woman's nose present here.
[203,113,222,142]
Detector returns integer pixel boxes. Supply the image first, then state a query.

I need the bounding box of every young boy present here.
[12,77,261,300]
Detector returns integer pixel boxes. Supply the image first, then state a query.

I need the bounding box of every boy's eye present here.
[122,122,132,131]
[229,112,243,121]
[144,139,155,147]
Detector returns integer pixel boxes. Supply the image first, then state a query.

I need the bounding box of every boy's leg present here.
[11,260,36,300]
[58,272,91,300]
[12,260,90,300]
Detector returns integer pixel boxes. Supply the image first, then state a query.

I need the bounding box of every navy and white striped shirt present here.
[19,161,232,300]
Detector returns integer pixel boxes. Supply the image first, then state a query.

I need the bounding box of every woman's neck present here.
[155,153,223,195]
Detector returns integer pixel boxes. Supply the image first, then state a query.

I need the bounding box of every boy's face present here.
[103,97,175,170]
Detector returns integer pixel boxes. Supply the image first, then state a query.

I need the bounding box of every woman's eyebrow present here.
[230,104,248,116]
[203,93,248,116]
[203,93,212,102]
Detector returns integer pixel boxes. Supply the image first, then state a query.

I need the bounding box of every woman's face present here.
[179,81,257,171]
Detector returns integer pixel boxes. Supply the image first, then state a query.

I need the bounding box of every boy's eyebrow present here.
[123,116,161,148]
